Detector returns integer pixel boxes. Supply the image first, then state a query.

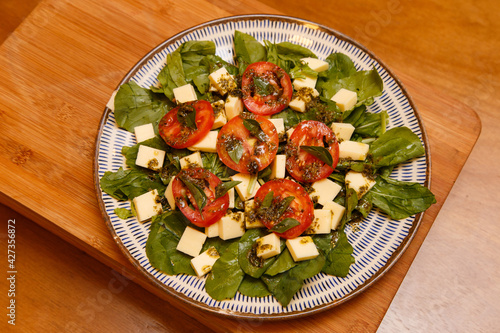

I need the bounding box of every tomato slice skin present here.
[172,167,229,227]
[216,114,279,174]
[241,61,293,116]
[253,179,314,239]
[286,120,339,183]
[159,100,214,149]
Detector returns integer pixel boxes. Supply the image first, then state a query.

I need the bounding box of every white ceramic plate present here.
[94,15,430,320]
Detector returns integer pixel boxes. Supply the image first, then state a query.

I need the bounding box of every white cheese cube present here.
[135,145,165,171]
[331,88,357,112]
[228,188,235,209]
[211,100,227,129]
[134,123,156,143]
[179,151,203,169]
[219,211,245,240]
[345,171,376,198]
[165,177,176,210]
[306,209,333,235]
[225,95,243,120]
[190,247,220,277]
[270,155,286,179]
[293,75,317,90]
[176,226,207,257]
[187,131,218,153]
[106,90,118,111]
[132,189,162,222]
[300,57,329,72]
[205,220,220,238]
[286,236,319,262]
[244,199,265,229]
[256,233,281,259]
[321,201,345,230]
[339,141,370,161]
[309,178,342,205]
[268,118,285,139]
[288,97,306,112]
[331,122,355,142]
[209,67,237,95]
[286,127,295,140]
[173,84,198,104]
[230,173,260,201]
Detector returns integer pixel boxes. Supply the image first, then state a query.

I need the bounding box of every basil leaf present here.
[228,140,244,164]
[269,217,301,233]
[177,174,207,211]
[300,145,333,167]
[276,196,295,217]
[176,104,197,130]
[253,76,273,96]
[215,180,241,199]
[258,191,274,215]
[243,118,268,142]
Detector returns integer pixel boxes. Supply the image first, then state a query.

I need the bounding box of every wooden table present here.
[0,0,482,331]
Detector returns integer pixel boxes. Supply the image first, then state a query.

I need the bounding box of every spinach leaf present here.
[202,152,232,179]
[238,229,281,278]
[184,66,210,94]
[322,228,354,277]
[289,62,318,80]
[271,107,317,129]
[261,271,303,307]
[264,248,296,276]
[300,145,333,167]
[100,167,166,200]
[178,40,216,69]
[145,212,195,275]
[114,81,169,132]
[200,55,239,76]
[114,207,134,219]
[343,105,388,138]
[167,50,187,88]
[205,240,244,301]
[269,218,300,233]
[370,176,436,220]
[238,275,271,297]
[370,127,425,167]
[234,30,267,74]
[319,52,357,81]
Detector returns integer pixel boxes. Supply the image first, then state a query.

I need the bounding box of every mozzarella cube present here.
[176,226,207,257]
[345,171,376,198]
[286,127,295,140]
[135,145,165,171]
[256,233,281,259]
[230,173,260,201]
[187,131,218,153]
[268,118,285,139]
[270,155,286,179]
[225,95,243,120]
[173,84,197,104]
[219,211,245,240]
[132,189,163,222]
[293,75,317,91]
[300,57,329,72]
[309,178,342,205]
[306,209,333,235]
[339,141,370,161]
[331,122,355,142]
[321,201,345,230]
[205,220,220,238]
[106,90,118,111]
[288,97,306,112]
[286,236,319,262]
[331,88,357,112]
[228,187,235,209]
[209,67,237,95]
[191,247,220,277]
[165,177,176,210]
[134,123,156,143]
[244,199,265,229]
[211,100,227,129]
[179,151,203,169]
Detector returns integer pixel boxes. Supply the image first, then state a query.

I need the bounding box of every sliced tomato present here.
[172,167,229,227]
[253,179,314,239]
[216,114,279,174]
[285,120,339,183]
[241,61,293,116]
[159,100,214,149]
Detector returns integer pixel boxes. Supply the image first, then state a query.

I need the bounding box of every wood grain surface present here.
[0,0,493,331]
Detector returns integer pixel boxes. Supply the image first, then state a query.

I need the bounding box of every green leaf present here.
[234,31,267,74]
[322,228,354,277]
[177,173,207,212]
[228,140,244,164]
[276,196,295,217]
[205,240,244,300]
[269,217,300,233]
[261,271,303,307]
[176,104,197,130]
[215,180,241,199]
[370,127,426,167]
[370,176,436,220]
[238,275,271,298]
[243,118,268,142]
[238,229,281,278]
[300,145,333,167]
[253,76,274,96]
[257,191,274,215]
[264,248,297,276]
[121,136,169,170]
[100,167,166,200]
[114,207,134,219]
[202,152,232,179]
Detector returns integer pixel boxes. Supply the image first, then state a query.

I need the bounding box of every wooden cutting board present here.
[0,0,480,331]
